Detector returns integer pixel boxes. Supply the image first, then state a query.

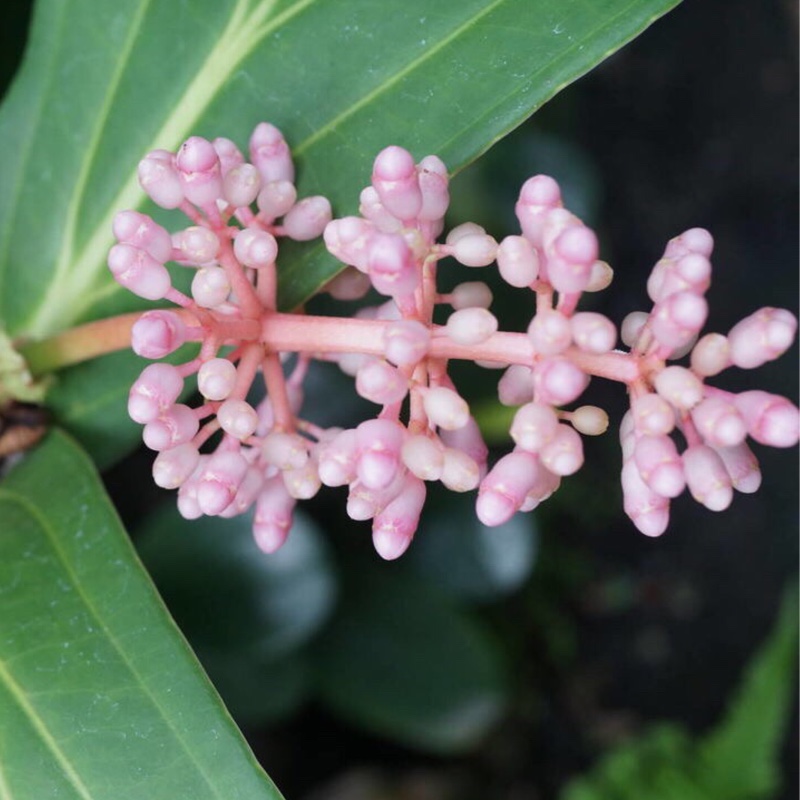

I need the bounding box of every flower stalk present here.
[95,122,798,559]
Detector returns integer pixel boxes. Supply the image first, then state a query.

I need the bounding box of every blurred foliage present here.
[561,587,798,800]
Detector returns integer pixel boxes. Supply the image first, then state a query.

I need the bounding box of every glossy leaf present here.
[0,0,681,465]
[312,564,508,753]
[0,430,283,799]
[0,0,682,338]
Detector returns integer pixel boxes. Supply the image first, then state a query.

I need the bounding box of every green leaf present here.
[311,563,508,753]
[0,0,682,339]
[407,490,538,602]
[0,0,681,465]
[0,430,283,799]
[560,587,799,800]
[697,586,799,800]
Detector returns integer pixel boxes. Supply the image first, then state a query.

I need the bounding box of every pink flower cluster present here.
[109,122,799,558]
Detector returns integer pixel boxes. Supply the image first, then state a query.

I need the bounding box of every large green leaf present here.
[0,430,283,799]
[0,0,681,466]
[0,0,681,339]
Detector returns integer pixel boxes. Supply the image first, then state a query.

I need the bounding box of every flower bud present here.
[283,195,333,241]
[131,310,187,359]
[371,145,423,221]
[113,210,172,262]
[446,307,498,345]
[249,122,294,183]
[727,307,797,369]
[108,243,171,300]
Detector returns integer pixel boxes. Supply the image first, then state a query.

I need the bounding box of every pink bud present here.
[220,467,265,518]
[172,226,220,265]
[355,358,408,405]
[262,431,309,470]
[257,180,297,220]
[371,145,423,221]
[519,457,561,512]
[439,415,489,473]
[211,137,245,175]
[691,333,730,377]
[450,281,493,310]
[633,434,685,498]
[113,210,173,262]
[653,366,704,411]
[527,310,572,355]
[197,451,250,516]
[682,444,733,511]
[734,391,800,448]
[253,476,296,553]
[727,307,797,369]
[691,396,747,448]
[515,175,562,244]
[143,404,199,451]
[510,402,560,452]
[647,253,711,303]
[197,358,237,401]
[450,233,498,268]
[152,443,200,489]
[423,386,469,430]
[367,232,419,297]
[539,424,584,476]
[372,475,426,560]
[383,319,430,366]
[217,399,259,440]
[283,196,333,241]
[532,357,590,406]
[346,472,405,521]
[108,243,171,300]
[417,155,450,221]
[446,307,498,345]
[476,451,541,526]
[498,365,534,406]
[233,228,278,268]
[401,434,445,480]
[356,419,404,489]
[191,266,230,307]
[317,428,358,487]
[128,364,184,424]
[571,312,617,354]
[222,163,261,208]
[632,393,676,436]
[570,406,609,436]
[621,311,649,349]
[249,122,294,184]
[621,459,670,537]
[138,150,184,209]
[175,136,223,206]
[714,442,761,494]
[440,447,481,492]
[586,260,614,292]
[283,457,322,500]
[324,216,375,272]
[131,310,187,359]
[663,228,714,259]
[359,186,403,232]
[650,290,708,352]
[496,235,539,287]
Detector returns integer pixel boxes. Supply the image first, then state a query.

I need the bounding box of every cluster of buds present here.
[109,121,798,559]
